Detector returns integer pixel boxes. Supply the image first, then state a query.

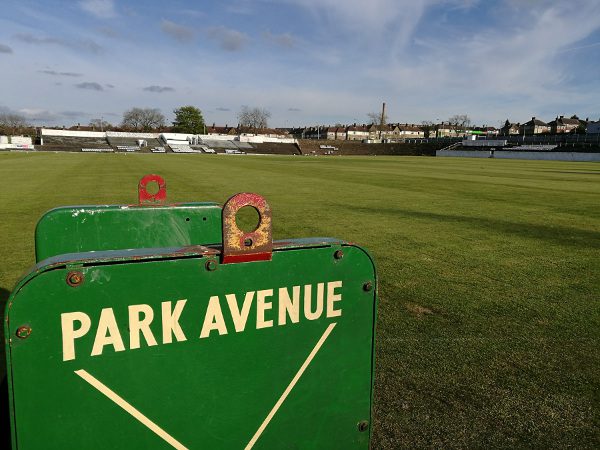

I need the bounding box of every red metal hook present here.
[221,192,272,263]
[138,174,167,205]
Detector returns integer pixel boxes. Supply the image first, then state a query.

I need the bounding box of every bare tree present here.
[448,114,471,129]
[421,120,436,138]
[366,111,388,126]
[89,118,112,131]
[0,112,29,132]
[121,107,165,131]
[238,106,271,129]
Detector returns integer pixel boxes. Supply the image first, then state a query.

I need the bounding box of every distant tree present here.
[0,112,29,133]
[367,111,388,126]
[448,114,471,129]
[569,115,587,134]
[172,106,205,134]
[121,107,165,131]
[238,106,271,129]
[421,120,436,138]
[89,118,112,131]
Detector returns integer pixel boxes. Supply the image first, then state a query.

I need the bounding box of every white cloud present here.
[161,19,195,43]
[14,33,103,54]
[79,0,116,19]
[263,31,294,48]
[206,26,248,51]
[364,0,600,122]
[143,85,175,93]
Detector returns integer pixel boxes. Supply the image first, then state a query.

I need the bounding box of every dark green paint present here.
[35,203,222,261]
[5,241,376,449]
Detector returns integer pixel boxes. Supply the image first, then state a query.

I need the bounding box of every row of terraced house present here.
[286,123,500,141]
[500,115,597,135]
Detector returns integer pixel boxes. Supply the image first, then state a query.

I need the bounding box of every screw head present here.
[334,250,344,260]
[205,260,218,271]
[66,271,84,287]
[16,326,31,339]
[363,281,373,292]
[358,420,369,432]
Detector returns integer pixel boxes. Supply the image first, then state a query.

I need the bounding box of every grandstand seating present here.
[107,136,163,152]
[510,145,558,151]
[171,145,202,153]
[234,141,253,150]
[151,147,166,153]
[297,139,440,156]
[44,135,109,147]
[244,143,301,155]
[199,139,238,149]
[81,148,114,152]
[190,145,216,154]
[116,145,139,152]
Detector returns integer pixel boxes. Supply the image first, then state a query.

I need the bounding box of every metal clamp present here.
[222,193,272,264]
[138,174,167,205]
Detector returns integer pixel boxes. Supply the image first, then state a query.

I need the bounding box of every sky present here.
[0,0,599,128]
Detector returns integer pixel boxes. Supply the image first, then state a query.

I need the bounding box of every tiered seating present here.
[246,143,301,155]
[171,145,202,153]
[116,145,139,152]
[151,147,166,153]
[44,136,109,147]
[200,139,238,150]
[510,145,557,151]
[191,145,216,154]
[81,148,114,152]
[225,149,245,154]
[41,134,112,153]
[233,141,253,150]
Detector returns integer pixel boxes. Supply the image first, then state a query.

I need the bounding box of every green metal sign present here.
[35,175,222,261]
[4,178,377,449]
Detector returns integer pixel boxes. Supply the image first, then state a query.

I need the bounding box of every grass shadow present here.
[353,206,600,249]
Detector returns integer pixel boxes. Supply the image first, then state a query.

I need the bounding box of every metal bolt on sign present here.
[3,175,378,450]
[205,259,218,271]
[358,421,370,432]
[66,271,84,287]
[16,326,31,339]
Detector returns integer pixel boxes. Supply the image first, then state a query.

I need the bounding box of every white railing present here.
[81,148,114,152]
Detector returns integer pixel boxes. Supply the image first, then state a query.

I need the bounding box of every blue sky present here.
[1,0,599,128]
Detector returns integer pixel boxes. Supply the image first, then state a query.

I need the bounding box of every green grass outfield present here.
[1,152,599,448]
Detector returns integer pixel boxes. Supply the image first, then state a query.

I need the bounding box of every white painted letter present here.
[278,286,300,325]
[91,308,125,357]
[226,291,254,332]
[162,299,187,344]
[304,283,324,320]
[200,296,228,338]
[129,304,158,350]
[61,312,91,361]
[326,281,343,318]
[256,289,274,329]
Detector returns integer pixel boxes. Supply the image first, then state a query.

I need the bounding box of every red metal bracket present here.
[222,193,272,264]
[138,174,167,205]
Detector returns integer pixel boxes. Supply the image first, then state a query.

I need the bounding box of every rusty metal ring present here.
[138,174,167,205]
[222,193,272,263]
